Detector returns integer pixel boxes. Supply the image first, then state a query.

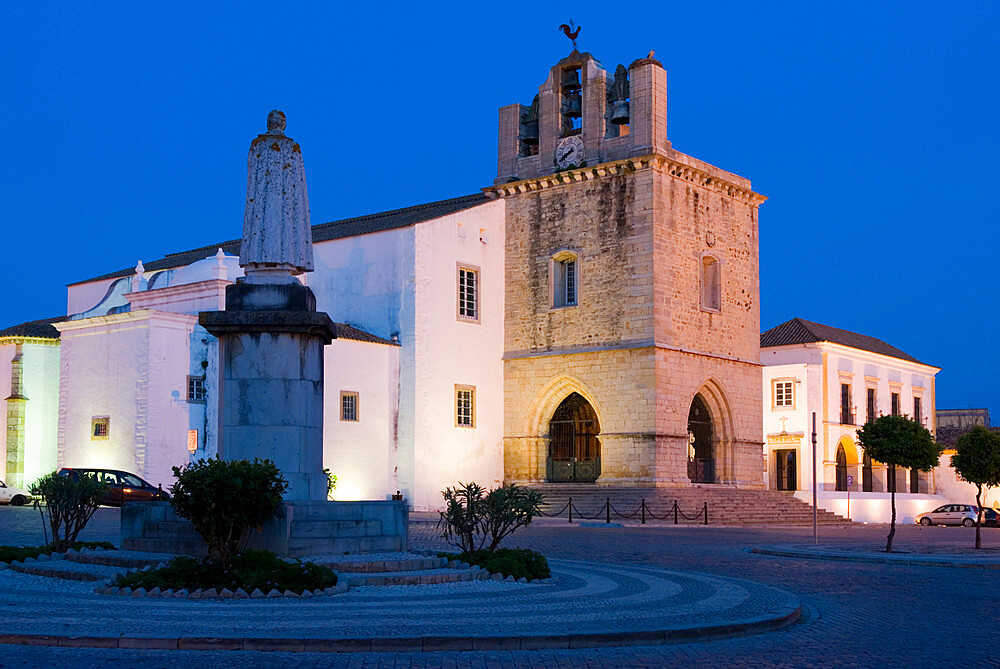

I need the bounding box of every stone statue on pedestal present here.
[240,110,314,284]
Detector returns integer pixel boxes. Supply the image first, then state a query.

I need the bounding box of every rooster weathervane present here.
[559,21,581,49]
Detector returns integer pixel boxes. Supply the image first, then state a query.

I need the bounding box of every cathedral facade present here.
[1,46,768,509]
[494,50,766,487]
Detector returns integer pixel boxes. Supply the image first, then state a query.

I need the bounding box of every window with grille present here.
[457,265,479,321]
[340,392,359,422]
[701,255,721,312]
[773,380,793,407]
[866,388,877,424]
[913,396,922,424]
[891,392,900,416]
[840,384,853,425]
[552,254,578,308]
[91,417,110,440]
[455,385,475,428]
[187,376,206,403]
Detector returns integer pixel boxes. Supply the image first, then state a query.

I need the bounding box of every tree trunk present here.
[886,464,896,553]
[975,485,983,550]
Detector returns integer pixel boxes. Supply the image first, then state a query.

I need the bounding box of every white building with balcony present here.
[761,318,946,523]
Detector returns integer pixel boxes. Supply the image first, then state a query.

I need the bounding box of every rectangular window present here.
[913,397,922,424]
[773,380,793,408]
[552,255,578,308]
[891,392,900,416]
[457,264,479,322]
[187,376,206,403]
[455,385,475,428]
[840,384,853,425]
[701,256,721,312]
[866,388,877,425]
[91,416,110,440]
[340,392,359,422]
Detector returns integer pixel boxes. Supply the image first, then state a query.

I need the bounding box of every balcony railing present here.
[839,409,856,426]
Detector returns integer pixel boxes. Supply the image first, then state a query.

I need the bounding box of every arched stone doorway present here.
[546,392,601,483]
[687,395,715,483]
[836,444,848,491]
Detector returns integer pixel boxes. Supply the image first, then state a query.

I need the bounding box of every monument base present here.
[121,500,408,557]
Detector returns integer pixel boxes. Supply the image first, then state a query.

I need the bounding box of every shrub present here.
[169,458,287,568]
[439,482,544,552]
[29,472,107,551]
[113,549,337,594]
[439,548,550,581]
[950,426,1000,550]
[0,541,115,564]
[323,468,338,500]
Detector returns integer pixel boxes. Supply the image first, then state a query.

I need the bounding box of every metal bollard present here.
[606,497,611,524]
[641,499,646,525]
[704,501,708,525]
[674,500,678,525]
[568,497,573,524]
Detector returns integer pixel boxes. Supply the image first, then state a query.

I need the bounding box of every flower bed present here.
[438,548,550,581]
[0,541,114,564]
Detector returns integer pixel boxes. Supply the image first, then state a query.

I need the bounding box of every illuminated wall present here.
[1,339,60,486]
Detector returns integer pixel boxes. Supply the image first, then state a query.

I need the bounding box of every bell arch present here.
[687,378,737,484]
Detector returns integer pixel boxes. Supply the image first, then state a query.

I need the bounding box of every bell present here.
[520,120,539,145]
[563,93,582,118]
[561,68,582,93]
[610,99,630,125]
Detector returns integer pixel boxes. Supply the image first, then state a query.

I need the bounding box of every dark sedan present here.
[57,468,169,506]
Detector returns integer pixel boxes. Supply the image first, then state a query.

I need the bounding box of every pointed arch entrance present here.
[687,395,715,483]
[546,392,601,483]
[836,444,848,491]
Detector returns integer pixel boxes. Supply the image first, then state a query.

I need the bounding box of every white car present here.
[0,480,32,506]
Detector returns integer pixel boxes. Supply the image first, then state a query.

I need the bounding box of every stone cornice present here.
[0,337,59,347]
[54,309,197,333]
[485,153,767,206]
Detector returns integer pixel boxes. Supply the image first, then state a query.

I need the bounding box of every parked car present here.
[0,480,32,506]
[57,468,169,506]
[916,504,994,527]
[982,507,999,528]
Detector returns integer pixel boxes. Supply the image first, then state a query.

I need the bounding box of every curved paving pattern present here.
[0,558,799,651]
[752,544,1000,568]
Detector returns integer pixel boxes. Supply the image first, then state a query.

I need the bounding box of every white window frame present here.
[187,375,207,403]
[456,263,480,323]
[772,378,795,409]
[91,416,110,440]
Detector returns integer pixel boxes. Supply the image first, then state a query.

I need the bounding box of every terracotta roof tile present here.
[0,316,66,340]
[760,317,926,365]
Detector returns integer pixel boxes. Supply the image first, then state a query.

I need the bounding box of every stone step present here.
[345,567,488,587]
[10,558,126,582]
[66,550,173,569]
[316,556,446,573]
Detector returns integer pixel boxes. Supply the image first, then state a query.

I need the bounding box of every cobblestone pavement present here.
[1,507,999,668]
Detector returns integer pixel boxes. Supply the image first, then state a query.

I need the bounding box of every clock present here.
[555,135,585,169]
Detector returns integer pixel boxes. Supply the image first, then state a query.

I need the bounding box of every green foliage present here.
[950,426,1000,549]
[0,541,114,564]
[439,482,544,552]
[323,468,338,500]
[858,414,943,552]
[29,472,108,551]
[169,458,287,568]
[438,548,550,581]
[113,549,337,594]
[857,414,942,471]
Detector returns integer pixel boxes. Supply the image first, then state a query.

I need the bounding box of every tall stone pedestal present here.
[201,281,334,501]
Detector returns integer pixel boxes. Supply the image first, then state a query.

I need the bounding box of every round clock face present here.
[556,135,585,169]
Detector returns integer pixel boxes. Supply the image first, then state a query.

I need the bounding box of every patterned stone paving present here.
[1,507,999,667]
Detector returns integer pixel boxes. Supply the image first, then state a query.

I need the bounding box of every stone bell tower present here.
[492,43,767,490]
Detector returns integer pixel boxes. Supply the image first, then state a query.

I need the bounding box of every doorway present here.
[775,449,797,490]
[546,393,600,483]
[687,395,715,483]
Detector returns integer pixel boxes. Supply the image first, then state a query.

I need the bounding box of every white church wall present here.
[0,342,10,478]
[934,454,999,509]
[66,277,118,316]
[55,310,197,488]
[322,338,399,501]
[411,199,505,511]
[20,342,60,484]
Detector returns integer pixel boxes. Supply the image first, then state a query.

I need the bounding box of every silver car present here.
[916,504,981,527]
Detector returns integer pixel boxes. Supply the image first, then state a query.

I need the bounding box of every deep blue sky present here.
[2,3,997,414]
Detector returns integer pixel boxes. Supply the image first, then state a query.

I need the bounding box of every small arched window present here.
[700,255,721,312]
[551,250,578,308]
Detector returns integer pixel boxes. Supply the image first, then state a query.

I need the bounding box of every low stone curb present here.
[410,548,557,585]
[92,581,351,599]
[751,545,1000,569]
[0,598,800,652]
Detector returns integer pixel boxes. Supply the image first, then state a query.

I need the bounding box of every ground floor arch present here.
[546,392,601,482]
[686,379,738,485]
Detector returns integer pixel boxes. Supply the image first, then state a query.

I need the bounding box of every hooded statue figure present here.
[239,110,314,283]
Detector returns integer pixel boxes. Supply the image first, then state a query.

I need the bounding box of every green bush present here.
[439,548,550,581]
[0,541,115,564]
[30,472,108,551]
[113,549,336,594]
[170,458,287,568]
[439,482,544,552]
